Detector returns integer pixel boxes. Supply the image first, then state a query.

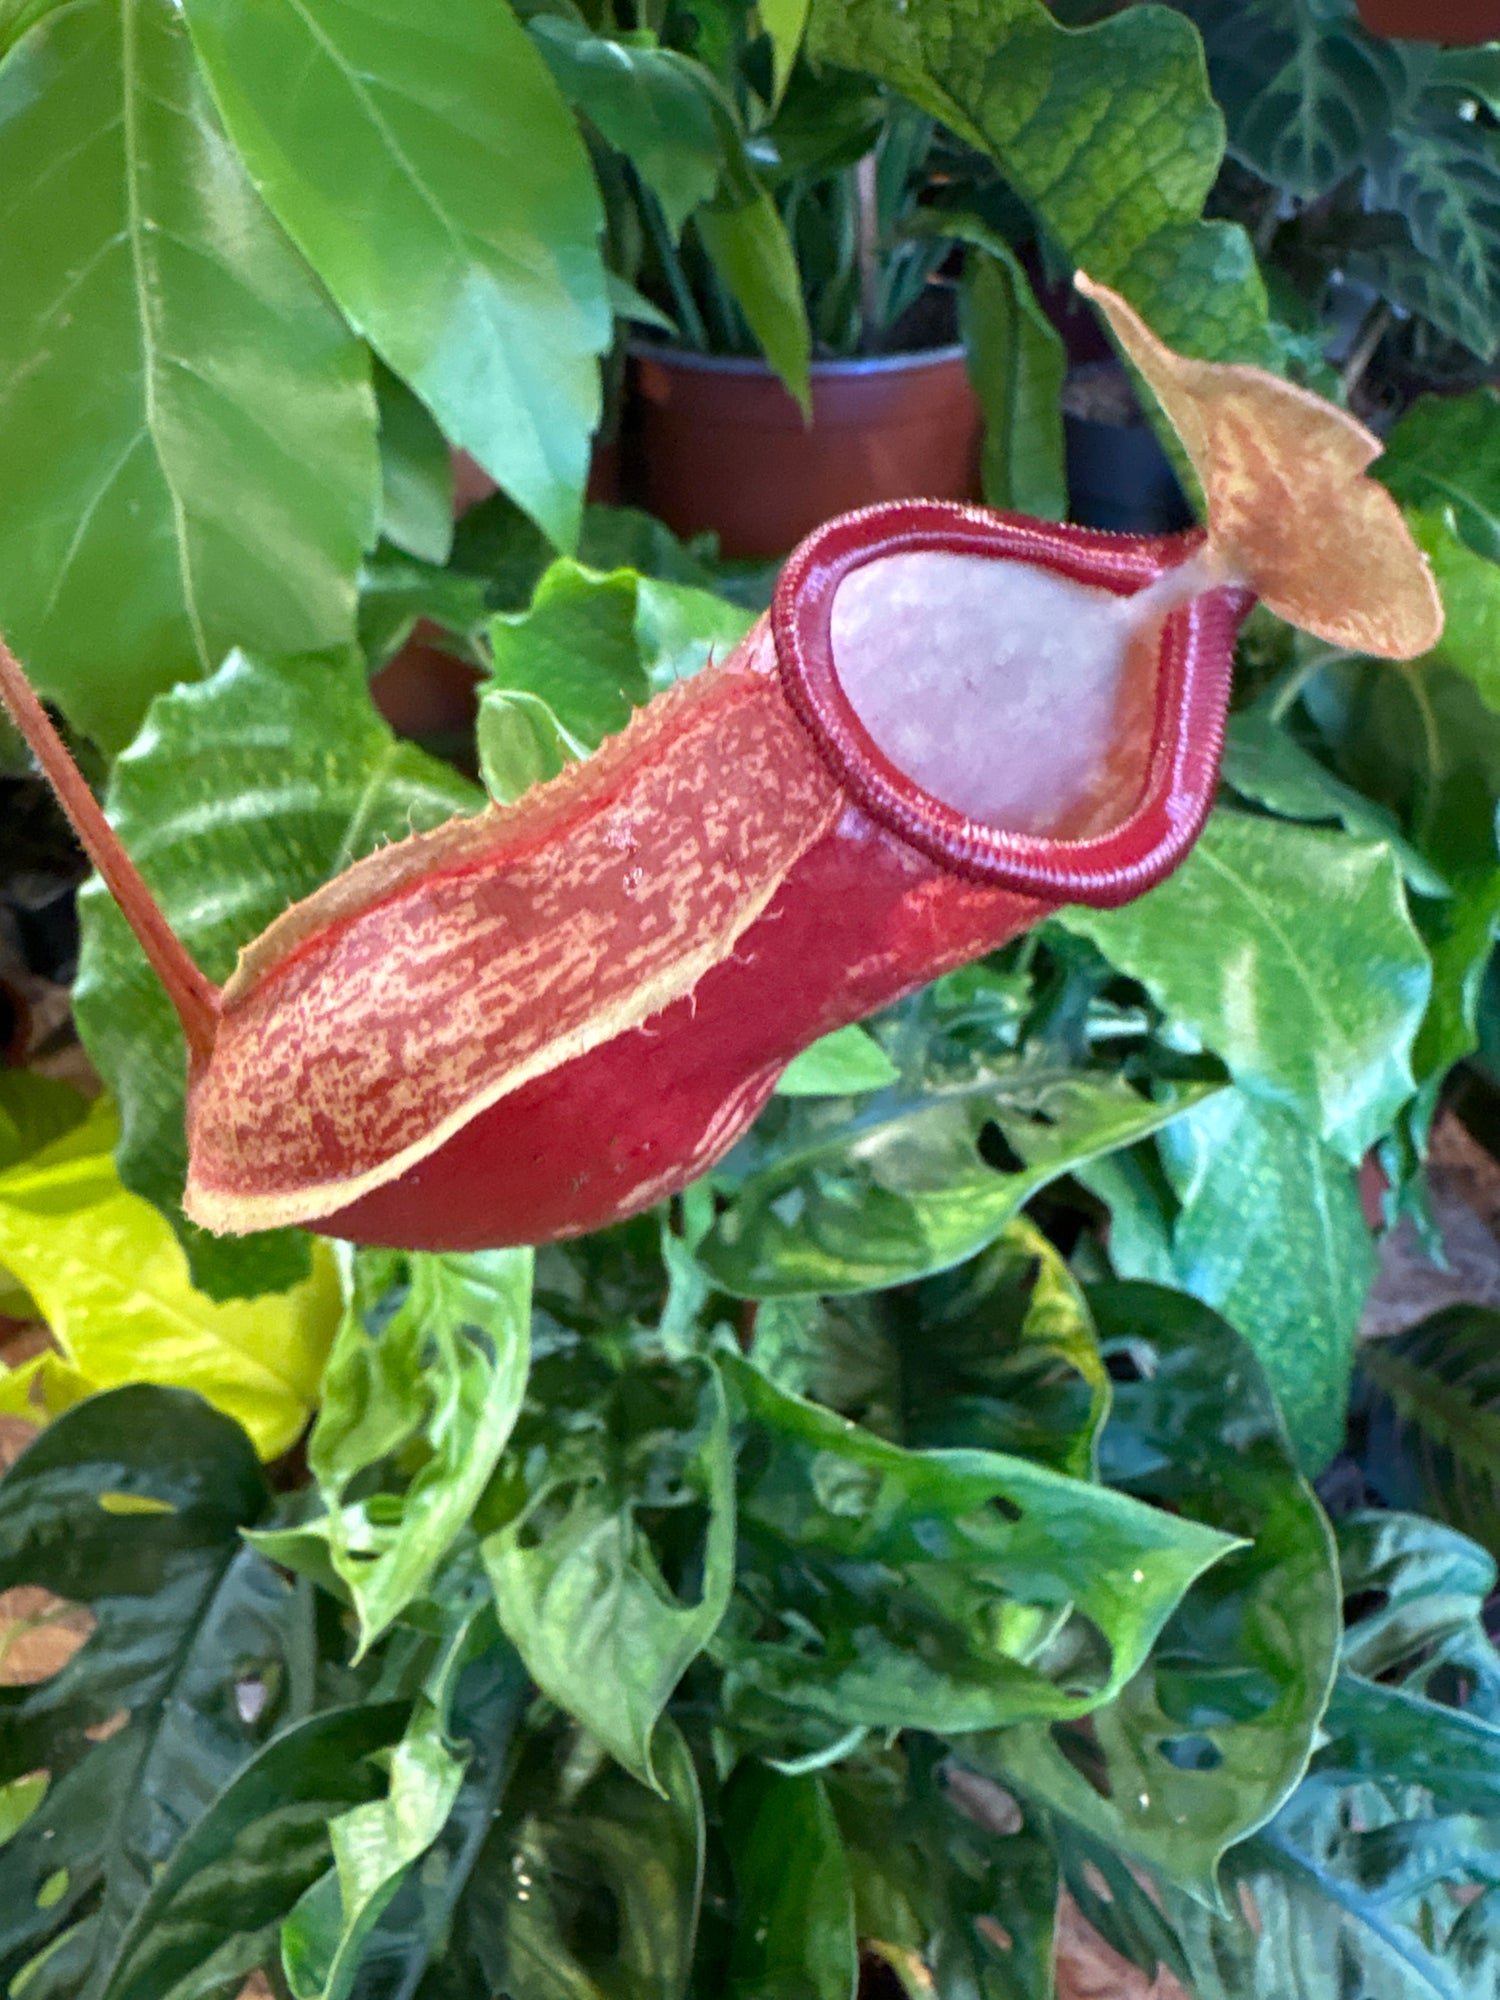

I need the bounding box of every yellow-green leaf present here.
[0,1096,339,1456]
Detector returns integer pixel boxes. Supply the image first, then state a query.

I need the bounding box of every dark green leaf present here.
[530,19,725,238]
[695,191,812,412]
[979,1281,1340,1902]
[483,1358,734,1789]
[0,1071,90,1176]
[1337,1510,1500,1719]
[1183,0,1408,199]
[1152,1089,1374,1470]
[1059,810,1433,1164]
[72,648,482,1298]
[101,1703,407,2000]
[724,1766,856,2000]
[183,0,612,548]
[0,1387,307,1996]
[0,0,378,752]
[1412,505,1500,714]
[718,1352,1236,1741]
[258,1250,532,1654]
[807,0,1275,364]
[1380,385,1500,566]
[1360,116,1500,362]
[1360,1308,1500,1561]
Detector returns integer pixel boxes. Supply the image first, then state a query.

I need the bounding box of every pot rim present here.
[772,500,1247,910]
[628,339,969,379]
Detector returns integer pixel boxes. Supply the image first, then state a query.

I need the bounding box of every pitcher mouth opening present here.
[772,499,1248,910]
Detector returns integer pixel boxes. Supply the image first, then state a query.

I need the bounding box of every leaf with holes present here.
[482,1356,733,1790]
[1060,810,1432,1165]
[182,0,611,549]
[0,1095,339,1457]
[0,0,378,753]
[976,1282,1340,1904]
[715,1352,1237,1748]
[1359,1308,1500,1562]
[0,1387,312,1996]
[72,647,482,1298]
[255,1249,532,1655]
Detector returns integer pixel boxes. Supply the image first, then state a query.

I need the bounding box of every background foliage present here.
[1,0,1499,1995]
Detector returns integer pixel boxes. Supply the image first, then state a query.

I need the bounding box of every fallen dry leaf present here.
[0,1583,93,1686]
[1055,1890,1194,2000]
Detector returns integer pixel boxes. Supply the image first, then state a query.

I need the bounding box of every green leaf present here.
[1337,1510,1500,1717]
[1182,0,1408,199]
[529,19,725,238]
[807,0,1275,365]
[439,1715,704,2000]
[1412,505,1500,714]
[0,1071,90,1175]
[701,1038,1214,1298]
[281,1701,467,2000]
[760,0,810,104]
[1360,115,1500,362]
[1221,704,1450,899]
[750,1218,1110,1481]
[1360,1307,1500,1560]
[0,1387,308,1994]
[0,1096,339,1456]
[483,1359,733,1789]
[99,1703,408,2000]
[375,362,455,569]
[724,1766,857,2000]
[1151,1089,1374,1470]
[1380,385,1500,566]
[978,1281,1340,1903]
[717,1352,1238,1740]
[1059,810,1433,1165]
[0,0,378,753]
[182,0,612,549]
[486,560,649,752]
[775,1025,901,1098]
[72,647,482,1299]
[959,239,1068,522]
[259,1249,532,1655]
[695,189,813,412]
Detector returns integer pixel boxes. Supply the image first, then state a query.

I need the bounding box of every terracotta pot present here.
[1355,0,1499,40]
[629,344,983,560]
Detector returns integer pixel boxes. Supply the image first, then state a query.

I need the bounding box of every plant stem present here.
[856,150,880,352]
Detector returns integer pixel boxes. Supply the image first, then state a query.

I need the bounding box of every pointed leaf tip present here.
[1074,272,1444,660]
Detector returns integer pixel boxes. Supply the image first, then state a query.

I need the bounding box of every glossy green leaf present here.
[282,1701,466,2000]
[724,1766,857,2000]
[0,0,378,753]
[1380,385,1500,566]
[717,1352,1237,1740]
[0,1387,309,1995]
[960,239,1068,522]
[1360,1307,1500,1560]
[1060,810,1432,1165]
[1222,704,1449,899]
[259,1249,532,1655]
[1153,1089,1374,1470]
[483,1359,733,1789]
[183,0,611,549]
[696,189,813,412]
[1412,505,1500,713]
[701,1038,1214,1298]
[441,1715,704,2000]
[72,647,482,1298]
[0,1096,340,1456]
[807,0,1275,364]
[530,19,725,238]
[775,1025,900,1098]
[980,1282,1340,1902]
[751,1218,1109,1480]
[99,1703,408,2000]
[1182,0,1407,199]
[375,363,455,569]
